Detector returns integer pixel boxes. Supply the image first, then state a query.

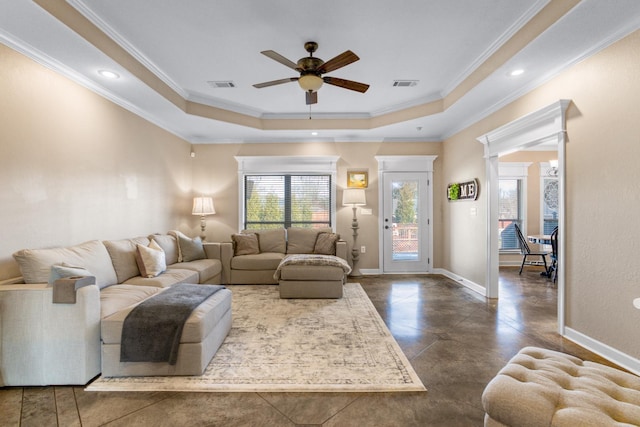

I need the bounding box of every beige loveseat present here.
[0,231,229,386]
[220,227,348,285]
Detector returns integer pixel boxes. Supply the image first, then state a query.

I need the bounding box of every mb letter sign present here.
[447,179,479,201]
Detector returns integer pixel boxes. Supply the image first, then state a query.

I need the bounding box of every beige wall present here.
[442,29,640,358]
[190,141,443,271]
[0,43,193,281]
[440,125,487,285]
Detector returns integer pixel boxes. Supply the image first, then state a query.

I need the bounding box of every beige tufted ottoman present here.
[482,347,640,426]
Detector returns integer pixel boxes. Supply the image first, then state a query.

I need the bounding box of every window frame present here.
[498,162,531,253]
[235,156,339,231]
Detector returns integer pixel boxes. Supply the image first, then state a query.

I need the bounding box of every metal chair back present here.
[514,223,531,255]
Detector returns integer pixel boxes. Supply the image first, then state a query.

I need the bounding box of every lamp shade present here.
[192,197,215,216]
[343,189,366,206]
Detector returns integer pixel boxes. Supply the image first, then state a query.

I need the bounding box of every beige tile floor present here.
[0,268,617,426]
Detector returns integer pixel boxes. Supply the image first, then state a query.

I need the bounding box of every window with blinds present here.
[498,178,522,250]
[244,175,332,229]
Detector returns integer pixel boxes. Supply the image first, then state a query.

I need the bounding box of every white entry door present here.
[382,172,430,273]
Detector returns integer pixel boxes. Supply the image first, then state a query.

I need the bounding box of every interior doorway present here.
[477,100,570,334]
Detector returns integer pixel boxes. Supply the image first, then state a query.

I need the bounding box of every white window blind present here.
[244,175,332,229]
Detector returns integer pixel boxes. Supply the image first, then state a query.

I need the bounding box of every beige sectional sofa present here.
[220,227,348,285]
[0,231,229,386]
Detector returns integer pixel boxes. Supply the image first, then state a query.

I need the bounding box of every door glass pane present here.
[392,179,419,261]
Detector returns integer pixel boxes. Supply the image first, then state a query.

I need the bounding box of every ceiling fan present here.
[253,41,369,105]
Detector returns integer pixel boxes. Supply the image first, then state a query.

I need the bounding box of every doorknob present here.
[385,225,389,229]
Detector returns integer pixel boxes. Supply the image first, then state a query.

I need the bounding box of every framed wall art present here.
[347,170,368,188]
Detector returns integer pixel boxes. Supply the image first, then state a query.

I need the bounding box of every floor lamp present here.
[192,196,216,241]
[343,189,366,277]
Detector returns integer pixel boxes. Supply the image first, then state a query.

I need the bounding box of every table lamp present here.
[192,197,216,240]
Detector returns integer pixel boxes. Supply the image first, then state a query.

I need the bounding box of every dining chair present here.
[548,227,559,282]
[514,223,550,275]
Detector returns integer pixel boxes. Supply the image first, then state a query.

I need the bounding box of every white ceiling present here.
[1,0,639,144]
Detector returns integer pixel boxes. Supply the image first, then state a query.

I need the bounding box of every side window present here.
[498,162,531,251]
[498,178,522,250]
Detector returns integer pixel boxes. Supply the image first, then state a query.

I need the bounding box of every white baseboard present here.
[432,268,487,298]
[499,261,521,267]
[359,269,381,275]
[563,327,640,376]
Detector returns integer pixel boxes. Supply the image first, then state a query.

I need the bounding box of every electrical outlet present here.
[360,246,366,253]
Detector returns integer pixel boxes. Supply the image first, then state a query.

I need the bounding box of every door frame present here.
[381,172,430,273]
[476,100,570,335]
[375,156,437,274]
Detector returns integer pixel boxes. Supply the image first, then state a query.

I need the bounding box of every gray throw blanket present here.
[120,283,225,365]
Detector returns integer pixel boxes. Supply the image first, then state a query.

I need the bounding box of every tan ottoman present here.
[278,264,345,298]
[482,346,640,426]
[101,287,232,377]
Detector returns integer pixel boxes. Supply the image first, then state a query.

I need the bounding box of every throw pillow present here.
[313,232,340,255]
[135,240,167,278]
[177,233,206,262]
[149,234,179,265]
[47,263,93,286]
[244,228,286,253]
[232,233,260,256]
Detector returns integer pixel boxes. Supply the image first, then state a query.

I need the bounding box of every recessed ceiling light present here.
[98,70,120,79]
[509,69,525,77]
[311,131,318,136]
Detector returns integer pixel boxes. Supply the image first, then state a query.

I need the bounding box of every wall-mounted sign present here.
[447,179,479,201]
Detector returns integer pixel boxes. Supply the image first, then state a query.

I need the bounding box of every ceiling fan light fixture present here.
[298,74,323,92]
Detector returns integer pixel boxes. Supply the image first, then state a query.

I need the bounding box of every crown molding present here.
[370,92,442,117]
[68,0,189,100]
[0,28,192,144]
[442,17,640,142]
[440,0,550,98]
[187,91,265,118]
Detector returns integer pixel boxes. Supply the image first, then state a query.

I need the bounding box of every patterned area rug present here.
[86,283,426,392]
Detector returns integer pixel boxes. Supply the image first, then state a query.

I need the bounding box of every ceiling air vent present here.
[207,81,236,88]
[393,80,418,87]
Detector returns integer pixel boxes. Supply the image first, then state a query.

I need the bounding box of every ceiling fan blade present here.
[316,50,359,74]
[323,76,370,93]
[253,77,298,88]
[306,91,318,105]
[260,50,301,71]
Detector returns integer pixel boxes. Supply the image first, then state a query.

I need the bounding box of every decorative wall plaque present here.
[447,179,479,201]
